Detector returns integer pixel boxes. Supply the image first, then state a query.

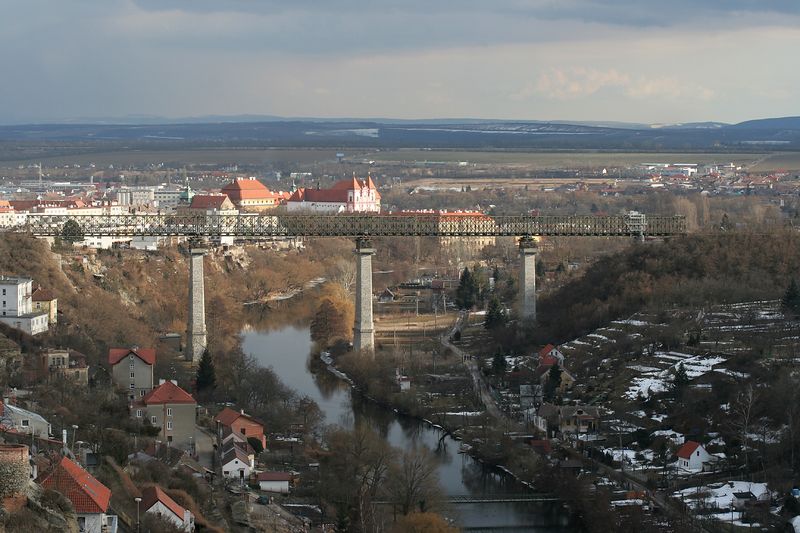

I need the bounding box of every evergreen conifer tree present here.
[783,279,800,315]
[196,349,216,394]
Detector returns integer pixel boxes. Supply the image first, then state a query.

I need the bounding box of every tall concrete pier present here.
[187,244,208,363]
[519,237,537,321]
[353,237,375,353]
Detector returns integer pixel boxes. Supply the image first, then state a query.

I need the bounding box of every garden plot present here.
[624,352,727,399]
[673,481,771,526]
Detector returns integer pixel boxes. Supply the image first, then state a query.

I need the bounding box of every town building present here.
[109,347,155,400]
[0,276,50,335]
[214,407,267,449]
[41,349,88,386]
[677,441,713,471]
[31,286,57,325]
[221,177,286,211]
[257,471,293,494]
[37,456,118,533]
[141,485,195,532]
[286,174,381,213]
[133,380,197,451]
[0,399,51,437]
[180,194,239,245]
[220,446,254,483]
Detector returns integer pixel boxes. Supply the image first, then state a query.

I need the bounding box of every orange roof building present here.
[141,485,195,531]
[221,177,285,211]
[38,457,116,528]
[133,380,197,450]
[287,174,380,213]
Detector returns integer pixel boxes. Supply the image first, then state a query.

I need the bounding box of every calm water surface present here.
[242,324,571,531]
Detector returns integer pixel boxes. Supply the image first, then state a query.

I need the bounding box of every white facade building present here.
[0,276,49,335]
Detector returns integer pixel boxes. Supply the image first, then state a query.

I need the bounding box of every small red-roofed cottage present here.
[676,441,712,471]
[133,380,197,451]
[31,286,57,325]
[538,344,565,367]
[257,471,293,494]
[109,347,156,400]
[215,407,266,449]
[38,456,118,533]
[141,485,195,531]
[221,177,285,211]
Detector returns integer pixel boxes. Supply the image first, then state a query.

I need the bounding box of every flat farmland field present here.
[0,148,352,168]
[368,149,768,169]
[749,152,800,172]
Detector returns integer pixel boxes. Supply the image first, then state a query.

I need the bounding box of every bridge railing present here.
[21,213,686,238]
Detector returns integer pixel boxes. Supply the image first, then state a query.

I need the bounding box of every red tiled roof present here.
[108,347,156,366]
[31,286,56,301]
[215,407,264,429]
[141,486,187,521]
[221,178,275,201]
[538,344,556,358]
[331,176,363,190]
[677,441,701,459]
[189,194,232,210]
[142,381,196,405]
[215,407,243,427]
[38,457,111,514]
[257,471,292,482]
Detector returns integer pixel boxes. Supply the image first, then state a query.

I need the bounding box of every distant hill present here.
[1,115,799,151]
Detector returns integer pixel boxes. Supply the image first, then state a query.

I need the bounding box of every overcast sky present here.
[1,0,798,124]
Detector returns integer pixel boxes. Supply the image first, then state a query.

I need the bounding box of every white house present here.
[676,441,712,471]
[221,447,254,483]
[141,486,195,532]
[257,471,293,494]
[0,276,49,335]
[0,399,51,437]
[286,175,380,213]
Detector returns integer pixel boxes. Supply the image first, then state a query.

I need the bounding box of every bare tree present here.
[387,445,442,515]
[731,384,757,470]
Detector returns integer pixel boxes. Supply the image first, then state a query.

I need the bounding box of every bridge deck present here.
[373,493,558,505]
[23,213,685,238]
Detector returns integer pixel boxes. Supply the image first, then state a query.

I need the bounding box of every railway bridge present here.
[22,212,685,362]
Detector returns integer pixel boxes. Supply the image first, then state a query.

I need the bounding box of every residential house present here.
[38,456,118,533]
[41,349,89,386]
[0,399,51,437]
[537,404,599,436]
[109,347,155,400]
[0,276,50,335]
[133,380,197,451]
[221,446,254,483]
[538,344,565,366]
[141,485,195,532]
[215,407,266,449]
[31,286,57,325]
[257,471,293,494]
[676,441,713,471]
[286,174,381,213]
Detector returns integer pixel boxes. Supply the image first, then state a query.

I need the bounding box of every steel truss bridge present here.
[23,212,685,238]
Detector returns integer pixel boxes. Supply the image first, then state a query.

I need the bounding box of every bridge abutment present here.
[353,238,375,353]
[519,237,537,321]
[187,244,208,364]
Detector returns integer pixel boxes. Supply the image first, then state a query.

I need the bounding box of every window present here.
[130,372,135,378]
[136,409,142,417]
[140,390,146,397]
[167,421,173,430]
[2,301,5,307]
[240,428,246,435]
[167,408,172,416]
[129,361,134,369]
[130,383,135,389]
[2,289,5,295]
[21,419,29,427]
[151,416,157,424]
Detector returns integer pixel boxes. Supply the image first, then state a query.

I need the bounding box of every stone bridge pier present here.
[187,242,208,364]
[353,237,375,353]
[519,237,537,322]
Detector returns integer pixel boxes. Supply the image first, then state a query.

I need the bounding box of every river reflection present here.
[242,302,571,531]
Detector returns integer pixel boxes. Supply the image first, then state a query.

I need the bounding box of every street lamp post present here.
[134,496,142,532]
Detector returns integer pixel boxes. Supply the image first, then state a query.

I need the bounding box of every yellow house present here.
[31,286,57,325]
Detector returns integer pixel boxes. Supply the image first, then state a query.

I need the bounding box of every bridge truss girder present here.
[24,213,686,238]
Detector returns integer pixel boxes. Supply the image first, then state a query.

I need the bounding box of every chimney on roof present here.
[240,409,245,415]
[170,380,177,386]
[62,429,67,446]
[159,379,166,386]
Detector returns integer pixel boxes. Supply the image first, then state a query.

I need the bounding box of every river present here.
[242,323,571,531]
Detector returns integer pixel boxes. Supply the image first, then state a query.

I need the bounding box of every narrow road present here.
[194,425,215,470]
[440,311,508,421]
